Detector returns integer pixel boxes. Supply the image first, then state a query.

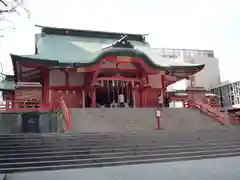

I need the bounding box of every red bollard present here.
[155,108,163,130]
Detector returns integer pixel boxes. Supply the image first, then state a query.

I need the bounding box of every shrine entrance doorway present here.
[95,79,134,108]
[94,70,140,108]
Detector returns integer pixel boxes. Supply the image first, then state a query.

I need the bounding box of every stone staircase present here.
[0,130,240,174]
[71,108,227,132]
[0,108,230,134]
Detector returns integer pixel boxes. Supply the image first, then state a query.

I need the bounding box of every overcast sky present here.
[0,0,239,81]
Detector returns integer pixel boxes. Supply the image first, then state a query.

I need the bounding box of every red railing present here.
[59,96,72,131]
[189,100,226,125]
[229,113,240,125]
[188,100,240,126]
[208,101,220,108]
[0,98,72,131]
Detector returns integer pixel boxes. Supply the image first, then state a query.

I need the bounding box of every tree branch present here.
[0,0,8,7]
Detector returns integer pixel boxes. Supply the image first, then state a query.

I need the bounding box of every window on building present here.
[176,52,180,58]
[200,51,206,57]
[207,52,214,57]
[237,97,240,104]
[231,95,235,105]
[236,87,239,93]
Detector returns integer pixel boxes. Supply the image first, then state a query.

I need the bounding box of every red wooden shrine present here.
[2,26,216,110]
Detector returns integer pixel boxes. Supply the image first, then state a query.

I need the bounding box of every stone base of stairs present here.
[71,108,228,132]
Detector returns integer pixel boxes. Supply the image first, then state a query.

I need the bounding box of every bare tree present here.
[0,0,31,36]
[0,0,31,78]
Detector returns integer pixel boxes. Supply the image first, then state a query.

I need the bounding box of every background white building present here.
[211,80,240,108]
[153,48,221,91]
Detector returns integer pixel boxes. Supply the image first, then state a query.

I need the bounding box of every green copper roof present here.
[11,33,204,71]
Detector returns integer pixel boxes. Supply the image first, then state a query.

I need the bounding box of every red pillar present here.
[140,90,145,107]
[140,74,148,107]
[43,69,50,108]
[143,90,147,107]
[82,90,85,108]
[161,74,166,106]
[91,87,96,107]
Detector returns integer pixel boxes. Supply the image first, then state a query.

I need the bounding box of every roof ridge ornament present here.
[112,35,134,48]
[102,35,134,50]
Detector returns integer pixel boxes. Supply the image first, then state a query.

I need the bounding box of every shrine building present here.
[7,25,207,109]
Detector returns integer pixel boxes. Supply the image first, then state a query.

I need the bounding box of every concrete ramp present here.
[71,108,226,133]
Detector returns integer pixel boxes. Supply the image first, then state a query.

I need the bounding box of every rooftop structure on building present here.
[152,48,215,59]
[153,48,220,90]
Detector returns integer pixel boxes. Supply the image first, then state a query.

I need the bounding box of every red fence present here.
[191,100,225,125]
[189,100,240,126]
[59,96,72,131]
[0,100,45,111]
[229,113,240,125]
[0,97,72,131]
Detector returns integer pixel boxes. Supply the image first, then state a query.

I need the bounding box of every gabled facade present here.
[8,25,205,109]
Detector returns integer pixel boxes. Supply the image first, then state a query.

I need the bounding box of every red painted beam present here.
[49,86,84,90]
[97,76,141,82]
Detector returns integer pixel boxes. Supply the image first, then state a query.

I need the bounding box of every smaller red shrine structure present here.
[2,25,217,110]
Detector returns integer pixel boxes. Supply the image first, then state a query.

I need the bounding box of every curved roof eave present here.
[89,48,169,70]
[10,54,59,66]
[10,49,204,73]
[10,48,169,70]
